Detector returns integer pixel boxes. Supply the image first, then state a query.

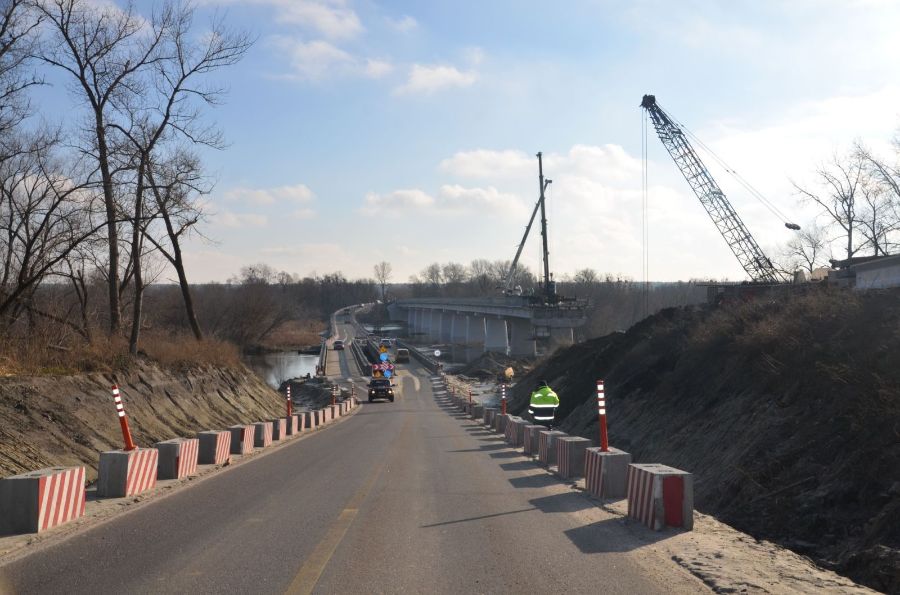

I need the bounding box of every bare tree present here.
[793,151,865,261]
[421,262,442,287]
[779,222,830,274]
[373,261,392,300]
[574,268,599,285]
[36,0,172,333]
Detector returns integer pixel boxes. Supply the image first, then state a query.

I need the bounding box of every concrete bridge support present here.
[451,314,468,343]
[484,317,508,353]
[407,309,415,334]
[440,312,453,342]
[549,326,574,348]
[508,318,536,357]
[466,316,483,348]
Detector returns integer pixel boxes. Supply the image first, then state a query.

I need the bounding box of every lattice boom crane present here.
[641,94,790,283]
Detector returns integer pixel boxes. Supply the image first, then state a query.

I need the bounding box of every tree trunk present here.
[128,159,146,355]
[96,115,120,333]
[162,208,203,341]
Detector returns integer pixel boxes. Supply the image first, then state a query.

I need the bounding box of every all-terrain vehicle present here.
[367,378,395,403]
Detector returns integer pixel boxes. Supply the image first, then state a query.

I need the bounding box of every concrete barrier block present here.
[0,467,85,534]
[585,447,632,500]
[471,404,484,420]
[504,416,521,445]
[494,413,510,434]
[254,422,273,448]
[154,438,199,480]
[303,411,317,430]
[627,464,694,531]
[229,425,254,455]
[523,425,544,456]
[97,448,158,498]
[537,430,567,467]
[316,409,326,426]
[197,430,231,464]
[556,437,592,480]
[483,408,498,427]
[270,418,287,441]
[285,414,300,436]
[505,418,529,447]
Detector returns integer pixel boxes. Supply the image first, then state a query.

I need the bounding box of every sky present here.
[54,0,900,283]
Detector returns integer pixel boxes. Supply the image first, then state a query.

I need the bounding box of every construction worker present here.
[529,380,559,428]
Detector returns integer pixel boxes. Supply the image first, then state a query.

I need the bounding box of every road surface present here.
[0,329,705,594]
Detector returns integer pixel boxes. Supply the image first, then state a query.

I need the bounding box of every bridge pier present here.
[451,314,468,343]
[439,312,453,342]
[508,318,536,357]
[549,326,574,348]
[466,316,481,347]
[484,317,508,354]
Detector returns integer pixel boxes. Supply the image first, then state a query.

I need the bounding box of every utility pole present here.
[538,152,552,298]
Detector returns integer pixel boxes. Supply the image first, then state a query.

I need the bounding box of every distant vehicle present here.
[379,338,392,348]
[395,348,410,363]
[333,340,344,350]
[367,378,394,403]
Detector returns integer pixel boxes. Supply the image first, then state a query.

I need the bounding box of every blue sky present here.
[66,0,900,282]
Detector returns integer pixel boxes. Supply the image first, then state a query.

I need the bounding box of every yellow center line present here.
[283,417,412,595]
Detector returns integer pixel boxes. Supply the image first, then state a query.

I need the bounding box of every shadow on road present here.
[447,443,507,453]
[500,460,543,472]
[508,473,559,489]
[528,493,594,514]
[420,507,537,528]
[563,518,677,553]
[488,450,521,459]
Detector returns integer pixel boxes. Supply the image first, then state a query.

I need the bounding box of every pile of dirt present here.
[507,288,900,594]
[0,362,283,483]
[457,351,534,381]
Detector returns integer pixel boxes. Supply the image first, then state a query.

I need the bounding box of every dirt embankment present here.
[0,362,283,483]
[506,288,900,594]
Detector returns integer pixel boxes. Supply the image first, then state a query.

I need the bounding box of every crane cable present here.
[641,109,650,318]
[662,107,797,227]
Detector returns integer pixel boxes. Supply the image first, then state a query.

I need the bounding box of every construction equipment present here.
[502,152,556,299]
[640,94,798,283]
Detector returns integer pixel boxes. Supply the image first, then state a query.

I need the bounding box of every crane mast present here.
[640,94,784,283]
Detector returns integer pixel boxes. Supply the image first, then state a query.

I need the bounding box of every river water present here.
[245,352,319,389]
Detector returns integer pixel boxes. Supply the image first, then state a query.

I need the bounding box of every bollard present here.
[155,438,199,480]
[253,422,273,448]
[537,430,567,467]
[331,385,337,407]
[597,379,609,452]
[228,425,254,455]
[110,385,136,451]
[584,447,632,500]
[97,448,158,498]
[500,384,507,416]
[555,436,592,480]
[0,467,86,534]
[627,463,694,531]
[197,431,231,464]
[523,424,544,456]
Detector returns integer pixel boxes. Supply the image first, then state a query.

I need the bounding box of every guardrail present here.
[395,339,441,375]
[349,339,371,376]
[317,340,328,376]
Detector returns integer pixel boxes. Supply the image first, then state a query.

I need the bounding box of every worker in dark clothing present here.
[529,380,559,428]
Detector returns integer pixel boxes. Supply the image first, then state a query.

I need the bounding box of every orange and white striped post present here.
[331,385,337,406]
[286,384,292,417]
[468,387,472,406]
[597,379,609,452]
[501,384,507,416]
[111,385,136,451]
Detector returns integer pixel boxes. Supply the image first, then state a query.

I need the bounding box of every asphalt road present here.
[0,334,705,594]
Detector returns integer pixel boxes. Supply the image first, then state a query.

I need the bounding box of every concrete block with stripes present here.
[285,414,299,436]
[0,467,85,534]
[483,408,497,427]
[555,436,592,480]
[523,425,544,456]
[537,430,567,467]
[97,448,158,498]
[471,404,484,421]
[270,418,287,441]
[493,413,510,435]
[315,410,325,426]
[303,411,317,431]
[508,418,530,448]
[197,430,231,465]
[627,464,694,531]
[584,447,632,500]
[253,421,273,448]
[154,438,199,480]
[229,425,254,455]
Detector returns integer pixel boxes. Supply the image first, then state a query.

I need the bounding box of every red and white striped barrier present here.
[483,407,497,427]
[315,410,325,427]
[537,430,567,467]
[97,448,158,498]
[555,436,592,480]
[253,422,273,448]
[303,411,317,431]
[297,412,307,432]
[285,414,300,436]
[0,466,86,534]
[504,417,528,447]
[627,464,694,531]
[154,438,199,480]
[270,418,287,441]
[197,430,231,465]
[523,425,544,456]
[493,413,510,434]
[229,425,254,455]
[584,447,632,500]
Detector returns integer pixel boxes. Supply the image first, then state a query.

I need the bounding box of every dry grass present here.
[0,332,242,376]
[258,319,325,349]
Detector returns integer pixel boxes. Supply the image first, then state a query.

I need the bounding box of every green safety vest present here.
[530,386,559,407]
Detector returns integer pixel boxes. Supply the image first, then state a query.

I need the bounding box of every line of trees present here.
[0,1,250,356]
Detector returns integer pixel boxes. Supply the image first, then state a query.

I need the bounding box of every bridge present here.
[388,296,588,356]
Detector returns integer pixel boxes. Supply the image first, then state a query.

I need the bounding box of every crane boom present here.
[640,94,784,283]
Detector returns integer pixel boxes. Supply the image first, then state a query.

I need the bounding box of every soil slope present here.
[506,288,900,593]
[0,362,283,482]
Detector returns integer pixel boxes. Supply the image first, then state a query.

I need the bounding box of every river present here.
[244,351,319,389]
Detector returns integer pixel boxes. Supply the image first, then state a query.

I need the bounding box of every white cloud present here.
[222,183,315,205]
[212,210,268,228]
[437,185,526,217]
[270,36,393,82]
[394,64,477,96]
[207,0,362,39]
[291,208,317,220]
[360,189,435,215]
[364,58,394,79]
[463,47,485,66]
[386,15,418,33]
[440,149,532,178]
